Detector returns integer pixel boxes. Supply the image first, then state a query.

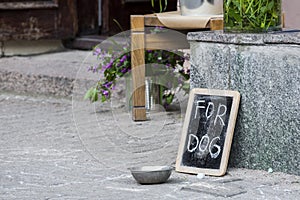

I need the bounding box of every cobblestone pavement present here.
[0,92,300,200]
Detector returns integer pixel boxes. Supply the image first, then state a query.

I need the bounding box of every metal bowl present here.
[128,166,173,184]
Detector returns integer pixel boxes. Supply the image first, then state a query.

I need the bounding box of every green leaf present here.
[92,88,98,102]
[260,6,266,13]
[164,0,168,11]
[84,87,98,103]
[84,87,94,100]
[151,0,154,8]
[231,11,243,24]
[101,94,106,102]
[159,0,162,12]
[267,1,274,11]
[165,94,174,105]
[182,83,190,90]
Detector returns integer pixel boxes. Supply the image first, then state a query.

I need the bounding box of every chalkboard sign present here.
[176,88,240,176]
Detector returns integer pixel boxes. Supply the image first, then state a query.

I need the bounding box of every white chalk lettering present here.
[187,134,221,159]
[214,104,227,126]
[198,134,209,152]
[187,134,199,152]
[209,137,221,158]
[206,102,214,119]
[194,100,206,119]
[189,99,228,159]
[194,101,226,125]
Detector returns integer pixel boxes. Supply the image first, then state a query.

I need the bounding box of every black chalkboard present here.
[176,88,240,176]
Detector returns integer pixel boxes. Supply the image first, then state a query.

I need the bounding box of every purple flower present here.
[88,65,98,73]
[102,90,109,97]
[93,66,98,73]
[93,48,102,56]
[121,68,128,73]
[103,81,113,89]
[120,55,127,63]
[101,61,113,72]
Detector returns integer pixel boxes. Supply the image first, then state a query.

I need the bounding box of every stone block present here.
[188,31,300,175]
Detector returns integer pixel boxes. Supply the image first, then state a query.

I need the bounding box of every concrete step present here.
[0,50,97,99]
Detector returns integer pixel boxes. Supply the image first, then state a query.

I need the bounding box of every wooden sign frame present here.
[176,88,240,176]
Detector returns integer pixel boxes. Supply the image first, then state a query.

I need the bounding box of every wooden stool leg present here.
[209,18,224,30]
[131,15,146,121]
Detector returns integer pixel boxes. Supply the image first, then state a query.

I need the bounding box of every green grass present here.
[224,0,281,32]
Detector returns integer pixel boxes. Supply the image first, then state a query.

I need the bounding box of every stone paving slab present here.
[0,50,299,199]
[0,92,299,200]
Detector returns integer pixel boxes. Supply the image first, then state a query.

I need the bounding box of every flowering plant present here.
[85,31,190,107]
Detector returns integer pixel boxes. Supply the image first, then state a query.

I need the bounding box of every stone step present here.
[0,50,97,99]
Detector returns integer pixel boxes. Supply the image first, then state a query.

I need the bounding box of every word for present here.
[194,100,227,126]
[187,134,221,159]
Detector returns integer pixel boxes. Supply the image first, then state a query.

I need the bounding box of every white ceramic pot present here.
[179,0,223,16]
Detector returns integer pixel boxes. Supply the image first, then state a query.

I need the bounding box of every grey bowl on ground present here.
[128,166,173,184]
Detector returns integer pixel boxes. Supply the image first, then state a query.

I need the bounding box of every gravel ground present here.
[0,92,299,200]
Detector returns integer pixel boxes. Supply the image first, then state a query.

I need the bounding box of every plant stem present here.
[245,0,254,14]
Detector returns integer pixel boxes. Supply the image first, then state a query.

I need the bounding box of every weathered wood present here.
[144,14,164,27]
[131,15,145,32]
[0,0,58,10]
[131,32,145,107]
[132,107,147,121]
[208,18,223,30]
[282,13,285,28]
[0,0,77,41]
[101,0,110,34]
[76,0,98,36]
[131,15,146,121]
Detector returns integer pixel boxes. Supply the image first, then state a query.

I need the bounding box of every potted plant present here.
[224,0,282,32]
[152,0,223,15]
[179,0,223,16]
[85,28,190,109]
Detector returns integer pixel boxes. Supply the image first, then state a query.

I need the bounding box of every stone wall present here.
[188,31,300,175]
